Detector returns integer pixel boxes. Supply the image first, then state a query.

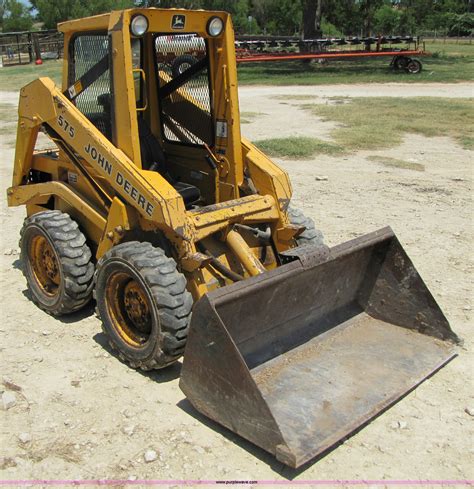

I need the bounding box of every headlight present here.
[130,15,148,37]
[207,17,224,37]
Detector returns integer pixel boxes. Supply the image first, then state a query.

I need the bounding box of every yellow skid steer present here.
[7,8,458,468]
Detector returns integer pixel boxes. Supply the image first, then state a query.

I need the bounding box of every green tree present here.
[396,0,471,33]
[200,0,250,33]
[325,0,361,35]
[252,0,301,35]
[144,0,252,33]
[398,9,416,34]
[31,0,134,29]
[0,0,5,31]
[252,0,272,31]
[321,18,344,36]
[358,0,384,36]
[2,0,33,31]
[373,5,401,34]
[446,11,474,34]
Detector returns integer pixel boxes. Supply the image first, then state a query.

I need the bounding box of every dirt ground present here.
[0,83,473,486]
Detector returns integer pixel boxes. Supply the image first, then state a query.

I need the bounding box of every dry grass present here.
[303,97,474,151]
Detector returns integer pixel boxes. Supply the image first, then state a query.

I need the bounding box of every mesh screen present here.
[155,34,213,146]
[71,34,112,140]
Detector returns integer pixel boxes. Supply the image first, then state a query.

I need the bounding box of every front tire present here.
[20,210,94,316]
[94,242,193,370]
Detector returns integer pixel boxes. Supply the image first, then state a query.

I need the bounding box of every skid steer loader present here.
[7,8,459,468]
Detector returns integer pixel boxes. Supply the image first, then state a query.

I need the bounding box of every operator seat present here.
[137,118,201,207]
[97,93,200,207]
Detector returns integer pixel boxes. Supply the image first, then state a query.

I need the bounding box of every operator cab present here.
[63,10,238,208]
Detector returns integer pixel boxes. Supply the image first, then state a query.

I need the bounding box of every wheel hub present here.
[105,271,153,347]
[123,281,150,331]
[42,247,59,281]
[29,234,60,295]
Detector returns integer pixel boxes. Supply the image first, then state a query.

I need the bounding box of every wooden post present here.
[16,35,19,64]
[32,33,42,62]
[28,32,33,63]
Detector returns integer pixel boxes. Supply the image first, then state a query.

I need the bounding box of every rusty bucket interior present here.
[179,227,459,468]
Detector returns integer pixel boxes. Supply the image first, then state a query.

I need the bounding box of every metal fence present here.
[0,30,63,66]
[419,33,472,44]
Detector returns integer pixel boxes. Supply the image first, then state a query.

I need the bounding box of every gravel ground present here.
[0,83,473,485]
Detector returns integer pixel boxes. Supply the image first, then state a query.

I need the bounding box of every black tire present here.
[171,54,198,78]
[288,205,325,247]
[94,241,193,370]
[20,210,94,316]
[393,56,409,70]
[406,58,422,74]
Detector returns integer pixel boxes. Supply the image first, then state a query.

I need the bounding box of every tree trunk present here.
[302,0,323,40]
[363,9,371,37]
[315,0,323,37]
[361,0,376,37]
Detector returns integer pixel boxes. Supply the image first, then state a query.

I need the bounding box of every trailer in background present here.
[234,35,426,74]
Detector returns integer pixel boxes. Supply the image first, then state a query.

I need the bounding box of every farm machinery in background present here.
[169,34,425,75]
[236,35,426,73]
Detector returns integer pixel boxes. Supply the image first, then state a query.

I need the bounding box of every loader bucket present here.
[179,227,459,468]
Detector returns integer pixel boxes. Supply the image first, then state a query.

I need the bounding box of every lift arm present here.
[11,77,190,244]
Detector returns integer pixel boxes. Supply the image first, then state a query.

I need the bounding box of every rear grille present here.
[155,34,213,146]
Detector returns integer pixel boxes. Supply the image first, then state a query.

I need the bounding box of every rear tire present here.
[288,205,325,247]
[20,210,94,316]
[94,241,193,370]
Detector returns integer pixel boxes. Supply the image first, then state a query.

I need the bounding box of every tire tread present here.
[287,205,325,247]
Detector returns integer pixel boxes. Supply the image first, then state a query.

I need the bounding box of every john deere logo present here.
[171,15,185,29]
